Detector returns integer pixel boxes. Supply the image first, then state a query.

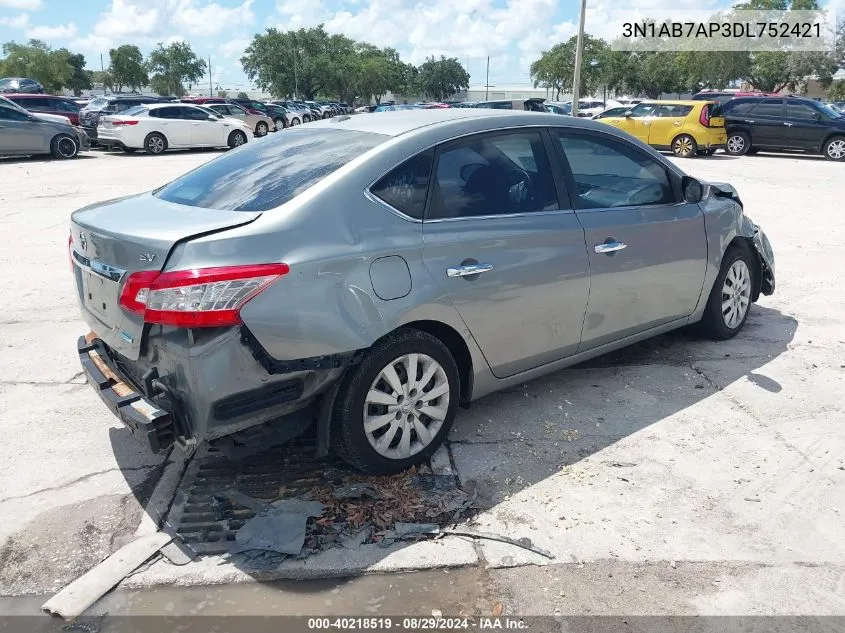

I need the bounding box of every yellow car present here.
[596,100,727,158]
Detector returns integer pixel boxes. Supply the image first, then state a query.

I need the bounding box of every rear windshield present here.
[706,102,723,117]
[155,128,388,211]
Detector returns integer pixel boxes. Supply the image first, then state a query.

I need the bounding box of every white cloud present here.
[0,13,29,29]
[221,37,251,60]
[172,0,254,36]
[24,22,77,39]
[0,0,42,10]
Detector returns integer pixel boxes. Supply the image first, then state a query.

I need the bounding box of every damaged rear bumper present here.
[77,334,175,453]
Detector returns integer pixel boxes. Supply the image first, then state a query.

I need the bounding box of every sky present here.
[0,0,841,90]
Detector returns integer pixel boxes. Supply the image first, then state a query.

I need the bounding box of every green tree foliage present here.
[147,41,206,97]
[236,91,249,99]
[828,80,845,100]
[415,56,470,101]
[530,35,608,99]
[217,89,228,97]
[91,70,113,91]
[0,40,73,93]
[108,44,148,93]
[66,52,92,96]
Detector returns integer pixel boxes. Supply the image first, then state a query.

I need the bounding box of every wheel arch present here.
[144,130,168,150]
[819,131,845,154]
[728,235,762,302]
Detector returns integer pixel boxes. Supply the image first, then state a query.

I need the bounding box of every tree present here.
[354,45,404,103]
[147,41,206,97]
[0,40,73,93]
[241,25,329,99]
[62,52,92,96]
[217,89,228,97]
[415,56,469,101]
[237,91,249,99]
[829,81,845,100]
[531,35,608,99]
[108,45,147,93]
[91,70,113,92]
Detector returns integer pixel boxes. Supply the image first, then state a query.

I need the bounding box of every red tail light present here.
[111,119,140,126]
[68,233,74,271]
[699,105,710,127]
[119,264,289,328]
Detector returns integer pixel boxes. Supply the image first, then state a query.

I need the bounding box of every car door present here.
[151,106,191,147]
[782,100,828,150]
[0,104,46,153]
[745,98,785,148]
[610,102,655,142]
[419,128,591,378]
[180,106,220,145]
[551,129,707,351]
[647,104,693,148]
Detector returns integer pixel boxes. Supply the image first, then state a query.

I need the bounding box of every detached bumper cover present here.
[752,224,775,295]
[77,334,175,453]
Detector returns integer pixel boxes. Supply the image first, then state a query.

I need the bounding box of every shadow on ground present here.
[102,304,796,585]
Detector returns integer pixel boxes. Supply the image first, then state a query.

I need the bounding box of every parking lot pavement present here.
[1,149,843,615]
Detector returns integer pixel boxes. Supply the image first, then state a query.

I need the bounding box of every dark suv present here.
[692,91,777,104]
[0,77,44,93]
[78,94,163,142]
[4,94,81,125]
[722,96,845,160]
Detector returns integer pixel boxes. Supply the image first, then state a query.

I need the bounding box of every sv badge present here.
[139,253,157,262]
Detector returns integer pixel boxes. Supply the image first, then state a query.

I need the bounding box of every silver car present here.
[71,110,775,474]
[204,103,274,137]
[0,95,89,158]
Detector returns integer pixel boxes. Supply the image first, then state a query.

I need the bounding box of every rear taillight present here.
[68,233,74,271]
[111,119,139,126]
[699,105,710,127]
[118,264,289,328]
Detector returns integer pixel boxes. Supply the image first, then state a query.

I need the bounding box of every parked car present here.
[592,106,630,120]
[721,96,845,160]
[94,102,252,154]
[78,94,164,142]
[205,102,274,137]
[692,90,777,104]
[0,95,89,158]
[0,77,44,93]
[260,103,293,130]
[374,104,422,112]
[268,100,313,123]
[179,97,227,105]
[598,100,726,157]
[70,109,774,474]
[306,100,334,118]
[3,93,82,125]
[544,103,570,115]
[473,98,548,112]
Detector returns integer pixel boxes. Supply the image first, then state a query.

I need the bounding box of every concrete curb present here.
[134,451,189,537]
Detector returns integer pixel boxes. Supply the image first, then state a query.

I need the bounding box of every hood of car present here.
[34,112,72,125]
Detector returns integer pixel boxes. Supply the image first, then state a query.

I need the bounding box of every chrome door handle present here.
[594,241,627,254]
[447,263,494,277]
[783,122,793,126]
[744,119,755,124]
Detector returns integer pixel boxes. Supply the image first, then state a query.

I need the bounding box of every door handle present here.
[594,241,627,254]
[673,121,682,126]
[783,122,793,127]
[744,119,755,124]
[447,263,494,277]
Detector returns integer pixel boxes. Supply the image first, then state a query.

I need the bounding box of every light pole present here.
[571,0,587,117]
[485,56,490,100]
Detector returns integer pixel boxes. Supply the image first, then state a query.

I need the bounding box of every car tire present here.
[50,134,79,159]
[332,328,460,475]
[291,117,301,126]
[227,130,248,148]
[322,111,332,119]
[303,115,311,123]
[725,131,750,156]
[671,134,697,158]
[822,135,845,161]
[273,116,286,130]
[144,132,167,155]
[255,121,269,137]
[696,243,755,341]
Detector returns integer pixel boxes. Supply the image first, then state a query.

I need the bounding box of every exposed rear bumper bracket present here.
[77,334,175,453]
[240,327,365,375]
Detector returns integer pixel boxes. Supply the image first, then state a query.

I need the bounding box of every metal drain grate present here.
[166,435,345,554]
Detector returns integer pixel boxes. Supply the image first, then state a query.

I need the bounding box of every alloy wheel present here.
[57,137,77,158]
[721,260,751,329]
[727,135,745,154]
[148,136,164,153]
[673,135,695,157]
[232,132,246,147]
[363,353,449,460]
[826,138,845,160]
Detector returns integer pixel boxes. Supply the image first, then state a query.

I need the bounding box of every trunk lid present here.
[71,193,261,360]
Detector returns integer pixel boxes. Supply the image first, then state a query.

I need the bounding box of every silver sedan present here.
[205,102,274,137]
[70,110,774,474]
[0,95,89,158]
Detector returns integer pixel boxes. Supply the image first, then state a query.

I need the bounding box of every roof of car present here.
[639,100,706,106]
[3,92,74,99]
[312,108,617,137]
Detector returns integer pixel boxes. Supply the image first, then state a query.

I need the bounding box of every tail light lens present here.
[699,105,711,127]
[119,264,289,328]
[111,119,140,126]
[68,232,74,271]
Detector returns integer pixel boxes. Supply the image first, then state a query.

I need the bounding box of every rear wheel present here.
[50,134,78,159]
[697,244,754,340]
[332,329,460,474]
[273,116,286,130]
[254,121,269,137]
[725,131,750,156]
[302,115,311,123]
[290,117,301,126]
[227,130,247,148]
[671,134,697,158]
[322,111,332,119]
[144,133,166,155]
[822,135,845,161]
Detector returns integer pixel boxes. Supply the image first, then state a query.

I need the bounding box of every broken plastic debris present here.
[233,500,325,555]
[333,482,378,500]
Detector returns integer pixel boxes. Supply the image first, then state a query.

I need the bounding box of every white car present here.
[96,102,253,155]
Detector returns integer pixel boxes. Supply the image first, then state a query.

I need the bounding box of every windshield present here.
[816,102,843,118]
[86,97,110,110]
[155,128,388,212]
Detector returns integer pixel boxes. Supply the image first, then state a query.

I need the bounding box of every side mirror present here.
[682,176,703,203]
[813,111,823,121]
[624,111,633,118]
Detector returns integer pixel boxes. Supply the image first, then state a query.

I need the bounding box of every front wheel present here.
[671,134,697,158]
[290,117,301,126]
[254,121,269,137]
[273,116,286,130]
[725,131,750,156]
[227,130,247,149]
[332,329,460,474]
[822,135,845,161]
[51,134,79,159]
[696,244,755,340]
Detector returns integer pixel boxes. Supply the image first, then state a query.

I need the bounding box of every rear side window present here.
[706,102,722,117]
[722,100,755,115]
[751,99,783,117]
[657,105,693,118]
[155,128,388,211]
[370,149,434,219]
[53,99,79,113]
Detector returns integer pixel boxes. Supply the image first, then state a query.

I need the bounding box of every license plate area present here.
[83,270,118,324]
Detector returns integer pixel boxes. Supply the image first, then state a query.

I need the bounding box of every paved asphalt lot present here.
[0,145,843,616]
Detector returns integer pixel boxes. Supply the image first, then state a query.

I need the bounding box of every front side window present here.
[555,132,675,209]
[629,103,657,117]
[155,128,388,212]
[751,99,783,117]
[428,130,559,220]
[787,102,820,120]
[369,149,434,220]
[53,99,79,113]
